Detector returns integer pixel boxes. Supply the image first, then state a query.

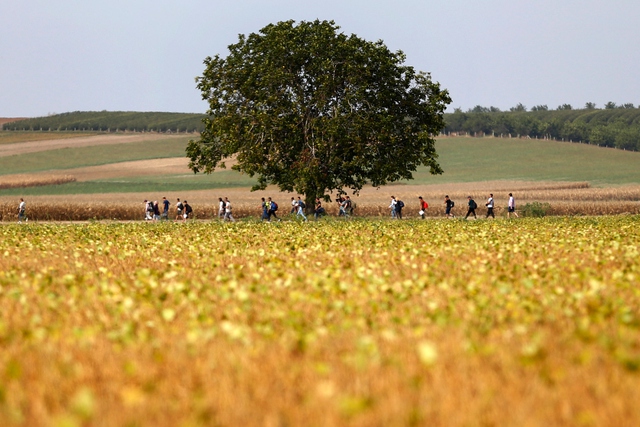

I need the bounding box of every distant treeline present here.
[1,111,206,133]
[444,104,640,151]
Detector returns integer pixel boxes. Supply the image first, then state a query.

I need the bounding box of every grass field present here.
[1,218,639,426]
[414,136,640,185]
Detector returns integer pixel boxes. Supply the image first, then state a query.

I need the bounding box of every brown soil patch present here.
[0,133,187,158]
[0,118,27,126]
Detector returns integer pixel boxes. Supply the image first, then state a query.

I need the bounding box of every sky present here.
[1,0,639,117]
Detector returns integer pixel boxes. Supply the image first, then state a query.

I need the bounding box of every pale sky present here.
[1,0,639,117]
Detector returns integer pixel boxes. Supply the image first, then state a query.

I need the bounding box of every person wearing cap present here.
[465,196,477,219]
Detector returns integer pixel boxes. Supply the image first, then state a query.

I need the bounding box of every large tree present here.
[187,20,451,208]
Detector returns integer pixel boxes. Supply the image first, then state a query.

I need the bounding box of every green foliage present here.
[187,20,451,205]
[2,112,205,133]
[444,107,640,151]
[520,202,551,217]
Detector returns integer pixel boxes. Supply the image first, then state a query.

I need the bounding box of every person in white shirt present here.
[218,198,226,220]
[389,196,397,218]
[485,193,495,218]
[18,198,26,223]
[224,197,235,222]
[508,193,519,218]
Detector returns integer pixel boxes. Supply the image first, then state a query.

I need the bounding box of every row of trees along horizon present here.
[3,103,640,152]
[1,111,205,133]
[445,102,640,151]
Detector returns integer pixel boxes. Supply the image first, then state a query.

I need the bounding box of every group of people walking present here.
[144,197,194,221]
[388,193,519,220]
[13,192,520,223]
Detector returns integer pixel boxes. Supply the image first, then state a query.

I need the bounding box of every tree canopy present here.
[186,20,451,204]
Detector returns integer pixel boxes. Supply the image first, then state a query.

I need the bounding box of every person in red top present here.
[418,196,428,219]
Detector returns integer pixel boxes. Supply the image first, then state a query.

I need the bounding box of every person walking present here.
[144,200,153,221]
[389,196,397,219]
[152,201,161,221]
[418,196,428,219]
[395,198,404,219]
[161,197,170,220]
[339,196,349,218]
[218,197,226,220]
[346,196,355,216]
[261,197,270,221]
[183,200,193,221]
[444,195,455,218]
[465,196,477,219]
[508,193,519,218]
[314,198,326,220]
[290,197,298,215]
[296,196,308,221]
[17,198,26,223]
[175,198,184,221]
[224,197,235,222]
[485,193,495,218]
[267,197,280,221]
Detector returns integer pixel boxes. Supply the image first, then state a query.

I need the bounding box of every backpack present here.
[185,204,193,214]
[299,200,305,209]
[177,202,184,211]
[271,201,278,211]
[451,201,455,208]
[470,200,477,209]
[397,200,404,209]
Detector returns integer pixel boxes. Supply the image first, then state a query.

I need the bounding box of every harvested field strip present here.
[0,133,187,157]
[0,137,191,175]
[0,174,76,190]
[0,131,97,145]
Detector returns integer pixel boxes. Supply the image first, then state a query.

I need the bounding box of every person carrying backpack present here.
[395,198,404,219]
[268,197,281,221]
[296,196,308,221]
[444,195,455,218]
[175,198,184,221]
[418,196,428,219]
[465,196,477,219]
